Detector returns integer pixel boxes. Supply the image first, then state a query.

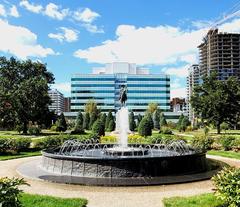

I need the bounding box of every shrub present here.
[161,127,173,135]
[28,125,41,135]
[220,136,235,151]
[128,134,145,144]
[50,124,57,131]
[34,136,62,150]
[15,124,24,134]
[100,135,117,143]
[0,177,28,207]
[92,119,105,137]
[14,138,31,152]
[191,135,214,151]
[138,117,152,137]
[0,138,11,154]
[212,167,240,207]
[56,113,67,132]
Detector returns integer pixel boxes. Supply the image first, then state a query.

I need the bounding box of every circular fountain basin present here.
[105,147,148,156]
[39,142,219,186]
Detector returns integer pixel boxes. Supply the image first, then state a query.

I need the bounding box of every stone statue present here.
[119,86,127,107]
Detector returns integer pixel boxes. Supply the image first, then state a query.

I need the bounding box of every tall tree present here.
[136,114,143,128]
[0,57,54,133]
[191,73,240,134]
[84,100,99,114]
[138,117,152,137]
[129,111,136,131]
[145,113,154,129]
[83,112,90,130]
[56,113,67,132]
[160,113,167,127]
[153,110,160,129]
[100,113,107,129]
[73,111,84,133]
[105,110,113,129]
[147,103,158,114]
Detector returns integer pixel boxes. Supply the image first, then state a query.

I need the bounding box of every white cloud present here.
[73,8,100,23]
[10,5,20,17]
[74,24,206,65]
[0,4,6,17]
[164,65,189,78]
[74,17,240,65]
[191,20,212,29]
[48,27,79,42]
[0,19,56,59]
[171,87,186,99]
[19,0,43,14]
[44,3,69,20]
[82,23,104,33]
[52,82,71,94]
[0,4,19,18]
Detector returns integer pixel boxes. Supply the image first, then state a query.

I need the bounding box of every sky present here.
[1,0,240,98]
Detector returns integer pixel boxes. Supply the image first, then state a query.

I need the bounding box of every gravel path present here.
[0,155,239,207]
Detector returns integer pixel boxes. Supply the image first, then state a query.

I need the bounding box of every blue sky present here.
[0,0,240,98]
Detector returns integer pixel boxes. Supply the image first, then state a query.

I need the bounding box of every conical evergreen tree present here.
[153,110,160,129]
[138,117,152,137]
[105,110,113,129]
[92,119,105,136]
[146,113,154,129]
[107,119,115,132]
[56,113,67,132]
[100,113,107,129]
[129,111,136,131]
[89,111,98,129]
[160,113,167,127]
[83,112,90,130]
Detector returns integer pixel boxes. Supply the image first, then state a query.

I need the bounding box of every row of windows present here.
[71,78,170,81]
[71,103,170,106]
[71,97,169,100]
[71,84,170,87]
[72,90,170,94]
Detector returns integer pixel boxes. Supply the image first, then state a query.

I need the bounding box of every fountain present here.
[39,86,222,186]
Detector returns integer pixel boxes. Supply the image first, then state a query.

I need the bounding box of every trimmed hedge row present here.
[0,138,31,154]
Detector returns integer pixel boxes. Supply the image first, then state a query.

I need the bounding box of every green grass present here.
[0,151,41,161]
[163,193,224,207]
[20,193,87,207]
[207,150,240,160]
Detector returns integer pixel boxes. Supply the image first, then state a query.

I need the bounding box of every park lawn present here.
[207,150,240,160]
[0,151,41,161]
[163,193,224,207]
[20,193,87,207]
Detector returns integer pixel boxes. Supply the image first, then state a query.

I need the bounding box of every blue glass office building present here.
[71,63,170,114]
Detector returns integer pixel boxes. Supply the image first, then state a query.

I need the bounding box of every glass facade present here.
[71,73,170,114]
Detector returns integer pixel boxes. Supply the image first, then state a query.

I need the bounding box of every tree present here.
[145,113,154,129]
[83,112,90,130]
[147,103,158,114]
[160,113,167,127]
[153,110,160,129]
[72,111,84,134]
[89,111,98,129]
[138,117,152,137]
[177,114,184,132]
[92,119,105,136]
[0,57,54,133]
[107,119,115,132]
[129,111,136,131]
[84,100,99,114]
[181,116,190,132]
[100,113,107,129]
[136,114,143,127]
[191,73,240,134]
[56,113,67,132]
[105,111,113,129]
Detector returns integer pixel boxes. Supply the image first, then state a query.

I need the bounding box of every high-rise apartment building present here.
[71,62,170,114]
[198,29,240,80]
[48,89,64,115]
[186,64,200,122]
[64,97,71,112]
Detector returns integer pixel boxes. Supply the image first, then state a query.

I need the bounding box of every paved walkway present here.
[0,155,239,207]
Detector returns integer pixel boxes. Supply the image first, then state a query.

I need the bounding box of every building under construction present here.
[198,29,240,80]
